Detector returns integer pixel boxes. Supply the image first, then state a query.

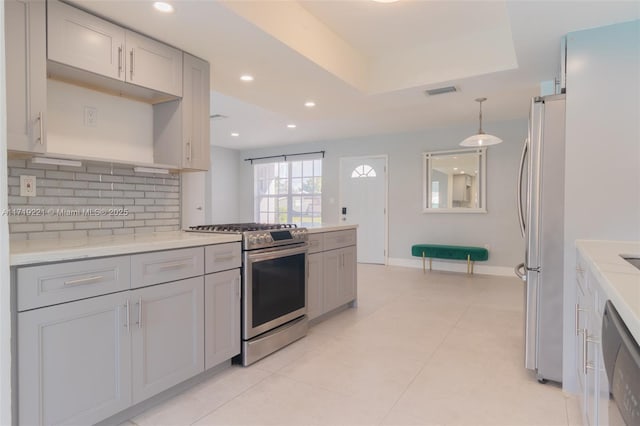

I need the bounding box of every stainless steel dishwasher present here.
[602,300,640,426]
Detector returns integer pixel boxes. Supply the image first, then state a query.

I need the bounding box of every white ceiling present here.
[72,0,639,150]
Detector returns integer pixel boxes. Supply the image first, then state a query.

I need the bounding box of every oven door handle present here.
[246,243,309,262]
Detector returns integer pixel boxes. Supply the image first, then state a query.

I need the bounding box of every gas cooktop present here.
[188,223,307,250]
[188,223,298,233]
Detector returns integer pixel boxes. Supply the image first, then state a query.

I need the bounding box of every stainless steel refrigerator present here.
[515,94,565,383]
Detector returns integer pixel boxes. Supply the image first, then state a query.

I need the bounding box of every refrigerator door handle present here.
[514,262,527,282]
[517,138,528,237]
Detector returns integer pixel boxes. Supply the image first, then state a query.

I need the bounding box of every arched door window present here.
[351,164,377,178]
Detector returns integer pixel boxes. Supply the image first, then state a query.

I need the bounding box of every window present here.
[351,164,377,178]
[254,159,322,226]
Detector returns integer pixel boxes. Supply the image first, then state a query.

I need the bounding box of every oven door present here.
[243,243,308,340]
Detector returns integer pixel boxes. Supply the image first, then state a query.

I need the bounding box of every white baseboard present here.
[387,257,515,277]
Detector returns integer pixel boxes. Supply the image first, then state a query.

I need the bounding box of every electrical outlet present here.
[20,175,36,197]
[84,106,97,127]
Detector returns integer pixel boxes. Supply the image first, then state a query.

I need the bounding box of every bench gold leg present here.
[422,252,425,273]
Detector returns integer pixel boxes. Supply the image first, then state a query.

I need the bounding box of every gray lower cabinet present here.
[5,0,47,153]
[307,253,324,320]
[130,276,204,404]
[323,246,357,313]
[307,230,357,320]
[204,269,241,369]
[18,292,132,426]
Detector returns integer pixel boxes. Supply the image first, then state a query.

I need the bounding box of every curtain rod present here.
[244,150,325,164]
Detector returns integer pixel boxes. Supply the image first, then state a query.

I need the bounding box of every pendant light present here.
[460,97,502,146]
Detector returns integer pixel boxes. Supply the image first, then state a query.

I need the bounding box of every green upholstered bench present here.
[411,244,489,274]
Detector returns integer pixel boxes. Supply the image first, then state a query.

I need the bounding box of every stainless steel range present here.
[188,223,309,366]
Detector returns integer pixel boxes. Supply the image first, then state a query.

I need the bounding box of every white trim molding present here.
[388,257,516,277]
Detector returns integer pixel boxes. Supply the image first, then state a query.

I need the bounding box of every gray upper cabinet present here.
[125,31,182,97]
[18,292,132,426]
[204,269,241,369]
[154,53,210,170]
[47,0,124,81]
[47,0,182,98]
[182,53,210,170]
[130,276,204,404]
[5,0,47,153]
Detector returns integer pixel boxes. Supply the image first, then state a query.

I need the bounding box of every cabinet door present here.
[182,53,210,170]
[5,0,47,153]
[126,31,182,96]
[204,270,241,369]
[323,249,341,314]
[18,292,131,426]
[338,246,357,306]
[131,276,204,404]
[307,252,324,320]
[47,0,125,81]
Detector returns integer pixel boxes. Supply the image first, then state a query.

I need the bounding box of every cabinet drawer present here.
[323,230,356,251]
[205,243,241,274]
[17,256,130,311]
[308,234,324,254]
[131,247,203,288]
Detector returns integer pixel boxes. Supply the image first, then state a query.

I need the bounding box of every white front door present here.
[339,156,387,264]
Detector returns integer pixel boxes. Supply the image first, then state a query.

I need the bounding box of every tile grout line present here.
[188,367,274,425]
[376,303,473,426]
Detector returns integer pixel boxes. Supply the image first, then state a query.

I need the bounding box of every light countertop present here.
[10,231,242,266]
[306,223,358,233]
[576,240,640,343]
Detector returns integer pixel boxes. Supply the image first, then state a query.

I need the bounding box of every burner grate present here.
[189,223,298,233]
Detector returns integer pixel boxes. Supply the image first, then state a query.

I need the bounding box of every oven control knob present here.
[265,235,273,242]
[257,235,265,244]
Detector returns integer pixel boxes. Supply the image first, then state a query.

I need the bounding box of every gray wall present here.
[238,119,527,268]
[7,159,180,240]
[562,20,640,392]
[208,146,240,224]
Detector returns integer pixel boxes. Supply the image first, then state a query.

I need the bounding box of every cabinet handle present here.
[117,46,123,78]
[130,49,134,80]
[154,260,191,270]
[575,304,587,336]
[125,299,130,334]
[582,329,587,375]
[36,112,44,145]
[186,140,192,162]
[583,332,600,375]
[214,254,235,262]
[64,275,104,286]
[137,297,142,329]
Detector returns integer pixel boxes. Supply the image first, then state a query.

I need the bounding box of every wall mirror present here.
[423,148,487,213]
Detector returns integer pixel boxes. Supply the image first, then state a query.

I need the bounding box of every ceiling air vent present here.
[209,114,228,120]
[424,86,458,96]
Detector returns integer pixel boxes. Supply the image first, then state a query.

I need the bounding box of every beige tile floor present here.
[124,264,581,426]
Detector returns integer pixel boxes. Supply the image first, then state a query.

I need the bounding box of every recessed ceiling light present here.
[453,167,458,170]
[240,74,254,82]
[304,101,316,108]
[153,2,174,13]
[231,132,239,137]
[461,171,465,174]
[287,124,296,129]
